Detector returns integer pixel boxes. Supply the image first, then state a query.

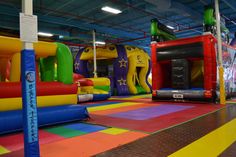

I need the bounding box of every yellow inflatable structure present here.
[0,36,77,111]
[0,36,57,82]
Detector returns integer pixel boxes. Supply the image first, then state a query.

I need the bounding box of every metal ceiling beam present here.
[65,0,109,22]
[109,0,202,34]
[0,4,142,39]
[37,4,146,34]
[221,0,236,12]
[89,1,144,25]
[144,0,202,23]
[0,14,149,46]
[44,0,76,16]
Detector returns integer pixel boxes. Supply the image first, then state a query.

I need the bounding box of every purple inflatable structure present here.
[74,48,89,78]
[230,37,236,47]
[73,45,150,96]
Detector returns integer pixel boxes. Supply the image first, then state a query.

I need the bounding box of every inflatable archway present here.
[74,45,151,95]
[0,36,73,84]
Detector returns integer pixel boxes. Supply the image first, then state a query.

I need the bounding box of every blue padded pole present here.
[21,50,40,157]
[21,0,40,156]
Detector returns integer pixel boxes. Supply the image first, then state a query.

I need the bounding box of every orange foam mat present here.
[91,102,161,115]
[40,131,147,157]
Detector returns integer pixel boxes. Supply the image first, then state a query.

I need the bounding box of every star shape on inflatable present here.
[117,78,126,85]
[119,58,127,68]
[74,62,80,70]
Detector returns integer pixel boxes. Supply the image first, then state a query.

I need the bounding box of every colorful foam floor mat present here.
[87,95,224,133]
[0,95,226,156]
[0,123,147,156]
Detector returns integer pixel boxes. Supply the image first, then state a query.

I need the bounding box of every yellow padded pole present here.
[219,66,226,104]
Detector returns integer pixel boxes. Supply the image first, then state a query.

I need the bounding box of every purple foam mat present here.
[108,104,194,120]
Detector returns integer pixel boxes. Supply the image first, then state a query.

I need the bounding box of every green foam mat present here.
[45,126,87,138]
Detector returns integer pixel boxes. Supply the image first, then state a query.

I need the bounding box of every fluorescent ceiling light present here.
[38,32,53,37]
[95,41,106,45]
[101,6,122,14]
[59,35,64,39]
[167,25,175,29]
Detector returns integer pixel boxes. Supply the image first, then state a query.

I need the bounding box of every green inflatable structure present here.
[40,43,73,84]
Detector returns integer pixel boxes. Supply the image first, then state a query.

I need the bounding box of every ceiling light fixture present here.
[167,25,175,30]
[95,41,106,45]
[38,32,53,37]
[101,6,122,14]
[59,35,64,39]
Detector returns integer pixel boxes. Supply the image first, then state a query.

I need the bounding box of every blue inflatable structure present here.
[0,105,89,134]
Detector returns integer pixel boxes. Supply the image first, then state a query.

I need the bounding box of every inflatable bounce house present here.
[151,5,236,102]
[74,45,151,95]
[0,36,91,134]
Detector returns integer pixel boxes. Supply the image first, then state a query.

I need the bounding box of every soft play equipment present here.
[73,74,111,102]
[150,7,236,102]
[74,45,151,95]
[0,36,89,134]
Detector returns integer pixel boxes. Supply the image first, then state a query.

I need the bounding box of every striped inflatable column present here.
[113,45,130,95]
[146,60,152,90]
[74,48,89,77]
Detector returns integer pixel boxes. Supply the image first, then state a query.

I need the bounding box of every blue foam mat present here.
[93,94,111,101]
[64,123,106,133]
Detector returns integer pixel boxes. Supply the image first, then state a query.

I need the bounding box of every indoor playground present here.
[1,0,236,157]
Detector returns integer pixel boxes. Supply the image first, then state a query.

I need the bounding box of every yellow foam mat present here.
[109,94,151,100]
[0,145,10,155]
[0,94,77,111]
[168,118,236,157]
[100,128,129,135]
[227,101,236,104]
[88,102,142,112]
